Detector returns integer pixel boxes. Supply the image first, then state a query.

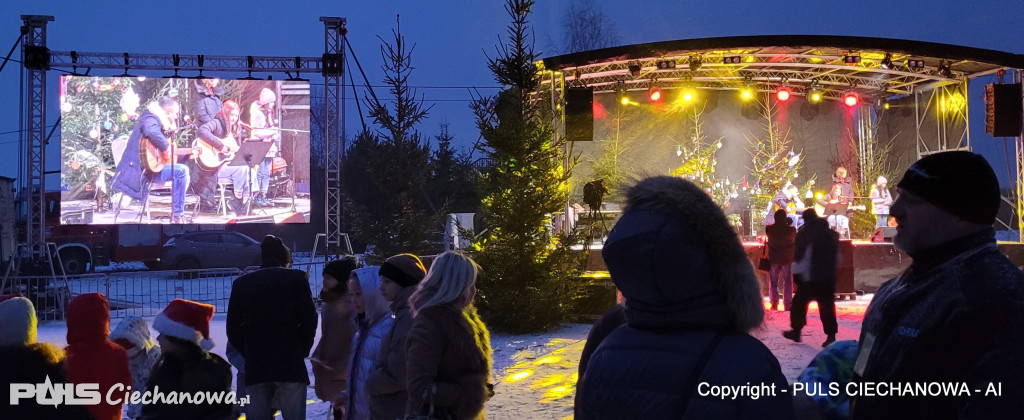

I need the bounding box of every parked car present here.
[160,230,261,270]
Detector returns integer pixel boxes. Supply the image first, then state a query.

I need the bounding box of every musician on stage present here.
[248,88,280,206]
[768,184,805,227]
[197,100,255,216]
[823,167,854,237]
[111,96,190,223]
[869,176,893,228]
[191,78,225,211]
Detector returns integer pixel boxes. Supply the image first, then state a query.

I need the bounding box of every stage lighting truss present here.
[843,52,862,65]
[723,56,742,65]
[906,59,926,69]
[656,59,676,70]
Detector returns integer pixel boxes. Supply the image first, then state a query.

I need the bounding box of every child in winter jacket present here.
[65,292,133,420]
[110,316,161,420]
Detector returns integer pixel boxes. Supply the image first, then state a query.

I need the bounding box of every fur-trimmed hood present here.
[602,176,763,332]
[146,102,175,131]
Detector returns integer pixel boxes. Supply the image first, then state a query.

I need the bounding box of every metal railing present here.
[2,263,330,321]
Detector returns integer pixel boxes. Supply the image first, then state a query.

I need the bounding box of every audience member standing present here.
[312,256,359,417]
[766,209,797,311]
[110,316,162,420]
[366,253,426,420]
[575,176,794,419]
[783,209,840,347]
[405,252,493,420]
[852,151,1024,418]
[143,298,233,420]
[0,296,92,420]
[65,292,132,420]
[343,266,394,420]
[227,235,318,420]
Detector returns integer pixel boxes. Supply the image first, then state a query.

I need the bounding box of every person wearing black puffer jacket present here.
[574,176,794,419]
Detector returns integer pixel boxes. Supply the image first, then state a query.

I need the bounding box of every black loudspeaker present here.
[985,83,1022,137]
[565,87,594,142]
[871,226,897,243]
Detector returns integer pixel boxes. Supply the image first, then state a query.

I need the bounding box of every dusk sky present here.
[1,0,1021,185]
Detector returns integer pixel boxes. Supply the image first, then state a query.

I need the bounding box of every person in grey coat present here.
[342,266,395,420]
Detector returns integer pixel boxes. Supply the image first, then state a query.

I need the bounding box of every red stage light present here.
[844,92,859,107]
[776,87,791,102]
[648,88,662,102]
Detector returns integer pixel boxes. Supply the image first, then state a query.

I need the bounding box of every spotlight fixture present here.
[907,59,926,69]
[628,63,642,77]
[776,86,792,102]
[937,60,953,78]
[689,55,702,72]
[723,56,742,64]
[843,91,859,107]
[656,60,676,70]
[616,82,629,105]
[648,85,663,102]
[807,84,823,103]
[740,78,755,100]
[879,52,893,69]
[843,53,862,64]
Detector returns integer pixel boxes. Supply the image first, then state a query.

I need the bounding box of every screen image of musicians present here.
[59,76,310,224]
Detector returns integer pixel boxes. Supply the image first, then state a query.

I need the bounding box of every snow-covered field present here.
[35,296,870,419]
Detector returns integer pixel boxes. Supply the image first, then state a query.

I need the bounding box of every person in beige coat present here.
[312,256,359,417]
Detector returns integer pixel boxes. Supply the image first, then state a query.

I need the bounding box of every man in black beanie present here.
[851,151,1024,419]
[227,235,317,420]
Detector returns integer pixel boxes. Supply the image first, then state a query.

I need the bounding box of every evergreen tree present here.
[745,94,806,224]
[342,19,438,257]
[470,0,583,333]
[671,105,739,207]
[428,124,479,214]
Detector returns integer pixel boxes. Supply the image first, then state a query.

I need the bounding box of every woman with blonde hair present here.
[405,252,493,420]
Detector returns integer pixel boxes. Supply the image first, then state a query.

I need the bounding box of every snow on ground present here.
[34,296,870,419]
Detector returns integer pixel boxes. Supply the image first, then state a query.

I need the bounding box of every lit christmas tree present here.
[671,105,739,207]
[744,94,807,223]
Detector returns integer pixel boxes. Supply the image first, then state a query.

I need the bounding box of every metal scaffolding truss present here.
[18,15,348,264]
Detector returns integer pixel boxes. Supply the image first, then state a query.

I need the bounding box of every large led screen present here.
[59,76,311,224]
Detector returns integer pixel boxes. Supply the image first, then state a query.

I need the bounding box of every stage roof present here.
[538,35,1024,102]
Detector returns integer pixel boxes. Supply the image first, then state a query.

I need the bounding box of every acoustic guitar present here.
[140,137,196,173]
[192,134,239,171]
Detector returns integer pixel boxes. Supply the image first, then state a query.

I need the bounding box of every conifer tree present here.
[470,0,583,333]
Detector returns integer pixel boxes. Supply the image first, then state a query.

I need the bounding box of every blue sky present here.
[1,0,1021,184]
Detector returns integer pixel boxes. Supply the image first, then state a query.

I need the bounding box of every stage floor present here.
[64,194,312,224]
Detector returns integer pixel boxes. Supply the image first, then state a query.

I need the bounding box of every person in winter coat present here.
[782,208,840,347]
[405,251,493,420]
[575,176,794,419]
[342,266,394,420]
[312,256,359,416]
[142,298,233,420]
[366,253,427,420]
[194,78,224,126]
[110,316,162,420]
[110,96,190,223]
[0,297,93,420]
[766,208,797,311]
[851,151,1024,418]
[227,235,318,420]
[65,292,133,420]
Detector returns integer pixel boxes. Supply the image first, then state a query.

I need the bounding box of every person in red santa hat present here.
[64,292,133,420]
[142,298,233,420]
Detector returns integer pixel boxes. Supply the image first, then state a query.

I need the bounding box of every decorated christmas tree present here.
[745,94,806,223]
[671,105,739,207]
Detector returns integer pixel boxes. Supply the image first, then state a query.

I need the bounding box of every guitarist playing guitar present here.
[195,100,253,216]
[111,96,191,223]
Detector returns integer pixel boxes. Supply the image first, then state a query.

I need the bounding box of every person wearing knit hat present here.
[366,253,427,420]
[852,151,1024,419]
[227,234,317,420]
[575,176,793,418]
[64,293,132,420]
[0,297,93,420]
[250,86,280,207]
[110,316,162,420]
[143,299,233,420]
